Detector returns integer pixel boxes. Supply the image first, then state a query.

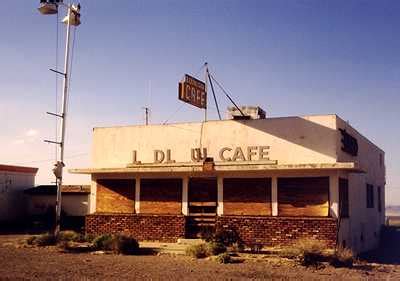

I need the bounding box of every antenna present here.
[142,107,150,125]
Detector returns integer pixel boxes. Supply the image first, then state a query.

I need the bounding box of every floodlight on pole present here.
[38,0,82,236]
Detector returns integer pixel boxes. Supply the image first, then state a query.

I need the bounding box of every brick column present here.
[329,173,339,218]
[135,177,140,214]
[272,176,278,216]
[217,176,223,215]
[182,176,189,215]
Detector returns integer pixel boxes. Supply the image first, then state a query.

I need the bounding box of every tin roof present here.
[0,164,38,174]
[25,185,90,195]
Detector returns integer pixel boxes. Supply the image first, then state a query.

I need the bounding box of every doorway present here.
[187,177,218,238]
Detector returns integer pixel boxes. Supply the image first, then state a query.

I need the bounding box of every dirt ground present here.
[0,235,399,280]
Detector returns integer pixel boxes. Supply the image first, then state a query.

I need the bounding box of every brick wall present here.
[86,213,185,242]
[216,216,337,248]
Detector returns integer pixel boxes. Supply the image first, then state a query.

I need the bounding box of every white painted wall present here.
[335,117,386,253]
[28,194,89,217]
[0,171,36,222]
[92,115,338,168]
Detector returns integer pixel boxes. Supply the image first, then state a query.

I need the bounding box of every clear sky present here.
[1,1,399,205]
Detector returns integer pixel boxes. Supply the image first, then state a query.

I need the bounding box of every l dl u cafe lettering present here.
[130,146,270,164]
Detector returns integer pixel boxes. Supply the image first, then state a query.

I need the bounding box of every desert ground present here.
[0,231,399,281]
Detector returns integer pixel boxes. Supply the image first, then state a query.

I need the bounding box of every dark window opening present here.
[366,184,374,209]
[377,186,382,212]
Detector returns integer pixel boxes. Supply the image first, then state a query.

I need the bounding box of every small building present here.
[0,164,38,225]
[71,112,385,254]
[25,185,90,217]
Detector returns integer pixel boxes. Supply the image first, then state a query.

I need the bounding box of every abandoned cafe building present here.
[70,107,385,254]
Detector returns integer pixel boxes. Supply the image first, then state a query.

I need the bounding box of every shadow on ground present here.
[359,226,400,265]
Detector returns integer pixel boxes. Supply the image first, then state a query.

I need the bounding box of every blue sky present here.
[1,1,399,204]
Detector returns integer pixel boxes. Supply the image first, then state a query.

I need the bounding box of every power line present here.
[10,152,88,166]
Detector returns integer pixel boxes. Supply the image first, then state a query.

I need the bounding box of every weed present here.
[207,242,227,255]
[330,247,354,268]
[185,243,210,258]
[216,252,232,264]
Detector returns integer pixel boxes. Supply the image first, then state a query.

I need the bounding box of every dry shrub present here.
[216,252,232,264]
[212,229,243,247]
[32,233,57,246]
[330,247,354,268]
[26,236,36,245]
[57,230,81,242]
[112,234,139,255]
[185,243,210,258]
[281,238,328,267]
[207,242,227,255]
[93,234,114,251]
[92,234,139,255]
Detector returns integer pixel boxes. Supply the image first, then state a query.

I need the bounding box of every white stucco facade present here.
[71,114,385,253]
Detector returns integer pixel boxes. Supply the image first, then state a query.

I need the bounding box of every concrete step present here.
[190,217,216,222]
[177,238,204,245]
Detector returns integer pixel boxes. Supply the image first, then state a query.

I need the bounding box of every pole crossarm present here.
[49,68,66,77]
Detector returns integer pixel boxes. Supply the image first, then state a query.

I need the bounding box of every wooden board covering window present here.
[96,179,135,213]
[223,178,272,216]
[188,178,217,214]
[188,178,217,203]
[140,179,182,214]
[278,177,329,217]
[339,178,349,218]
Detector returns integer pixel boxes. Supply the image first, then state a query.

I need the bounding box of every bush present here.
[281,238,327,267]
[112,234,139,255]
[83,234,96,243]
[330,247,354,268]
[57,230,81,242]
[207,242,227,255]
[212,229,243,248]
[26,236,36,245]
[230,242,245,253]
[297,239,327,267]
[92,234,139,255]
[216,252,232,264]
[93,234,114,251]
[186,243,210,259]
[34,233,57,246]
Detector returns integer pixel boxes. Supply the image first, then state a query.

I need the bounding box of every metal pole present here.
[204,62,208,122]
[55,6,72,236]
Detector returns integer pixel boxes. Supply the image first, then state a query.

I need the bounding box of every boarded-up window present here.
[339,178,349,218]
[223,178,271,216]
[140,179,182,214]
[96,179,135,213]
[188,178,217,215]
[278,177,329,217]
[366,184,374,208]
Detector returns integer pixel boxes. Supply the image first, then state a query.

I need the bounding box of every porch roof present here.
[69,161,364,175]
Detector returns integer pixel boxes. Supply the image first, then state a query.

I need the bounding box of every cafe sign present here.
[178,74,207,109]
[130,145,271,164]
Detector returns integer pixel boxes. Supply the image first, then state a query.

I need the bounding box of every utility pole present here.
[143,107,150,125]
[39,0,82,236]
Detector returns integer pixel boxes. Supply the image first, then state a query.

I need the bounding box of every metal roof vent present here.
[227,106,266,120]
